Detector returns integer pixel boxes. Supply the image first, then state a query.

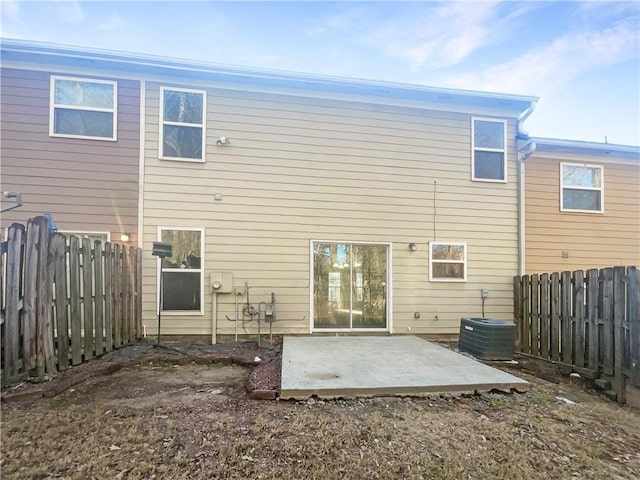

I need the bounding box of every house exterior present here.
[524,138,640,274]
[0,39,539,340]
[0,44,141,246]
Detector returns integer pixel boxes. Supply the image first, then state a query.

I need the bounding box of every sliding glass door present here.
[313,242,388,331]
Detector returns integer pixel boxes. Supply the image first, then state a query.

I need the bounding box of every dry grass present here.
[2,363,640,479]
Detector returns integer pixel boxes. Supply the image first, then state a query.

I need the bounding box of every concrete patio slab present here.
[280,336,527,399]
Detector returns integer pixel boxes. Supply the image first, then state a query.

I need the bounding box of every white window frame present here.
[560,162,604,214]
[309,240,392,333]
[157,226,205,315]
[471,117,507,183]
[429,241,467,282]
[159,86,207,162]
[50,75,118,141]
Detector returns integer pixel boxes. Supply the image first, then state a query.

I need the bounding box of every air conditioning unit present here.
[458,317,516,361]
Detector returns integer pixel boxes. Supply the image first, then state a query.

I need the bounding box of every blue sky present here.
[2,1,639,145]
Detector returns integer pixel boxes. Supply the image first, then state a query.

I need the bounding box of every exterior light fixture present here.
[216,136,230,146]
[120,233,130,242]
[409,243,418,251]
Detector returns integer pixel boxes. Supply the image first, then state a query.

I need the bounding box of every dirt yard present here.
[1,341,639,480]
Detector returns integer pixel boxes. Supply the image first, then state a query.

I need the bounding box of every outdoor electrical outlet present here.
[481,288,489,299]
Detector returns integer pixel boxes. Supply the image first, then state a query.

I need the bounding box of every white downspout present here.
[516,100,538,276]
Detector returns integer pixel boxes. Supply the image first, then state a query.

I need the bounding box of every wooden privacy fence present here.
[1,216,143,384]
[514,266,640,403]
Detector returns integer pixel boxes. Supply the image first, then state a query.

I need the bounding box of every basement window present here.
[560,163,604,213]
[50,76,117,140]
[472,118,507,182]
[158,227,204,314]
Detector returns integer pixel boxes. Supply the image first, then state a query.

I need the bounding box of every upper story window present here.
[472,118,507,182]
[429,241,467,282]
[160,87,206,161]
[561,163,604,213]
[50,76,117,141]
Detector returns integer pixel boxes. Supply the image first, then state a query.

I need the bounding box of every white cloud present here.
[435,18,640,96]
[58,0,85,23]
[361,1,536,71]
[0,0,20,23]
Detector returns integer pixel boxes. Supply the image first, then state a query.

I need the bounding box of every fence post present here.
[113,244,122,347]
[522,275,531,354]
[514,276,522,349]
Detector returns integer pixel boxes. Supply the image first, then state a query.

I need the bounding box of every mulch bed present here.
[1,339,282,403]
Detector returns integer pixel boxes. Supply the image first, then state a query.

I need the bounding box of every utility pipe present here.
[211,291,218,345]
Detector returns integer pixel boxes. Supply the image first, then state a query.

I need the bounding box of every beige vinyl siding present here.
[525,155,640,274]
[142,82,521,337]
[0,68,140,243]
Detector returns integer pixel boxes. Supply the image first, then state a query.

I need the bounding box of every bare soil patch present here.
[2,342,639,479]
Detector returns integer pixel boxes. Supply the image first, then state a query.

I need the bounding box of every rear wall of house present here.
[525,154,640,273]
[0,68,140,244]
[141,82,522,337]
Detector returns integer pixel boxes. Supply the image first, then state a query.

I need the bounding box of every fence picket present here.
[51,233,69,371]
[573,270,585,368]
[550,272,560,361]
[136,248,143,339]
[69,236,82,365]
[561,271,572,364]
[82,238,94,360]
[129,247,136,342]
[94,241,104,356]
[586,269,599,370]
[35,216,56,376]
[602,268,614,376]
[113,244,122,347]
[530,274,540,356]
[22,219,38,371]
[104,243,113,352]
[122,247,130,344]
[514,276,522,349]
[613,267,626,402]
[4,224,24,380]
[540,273,550,359]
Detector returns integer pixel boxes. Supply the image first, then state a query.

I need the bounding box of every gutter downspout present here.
[516,100,538,276]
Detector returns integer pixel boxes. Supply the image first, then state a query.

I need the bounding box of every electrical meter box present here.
[210,272,233,293]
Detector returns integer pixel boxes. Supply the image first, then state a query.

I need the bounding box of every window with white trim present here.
[158,228,204,313]
[561,163,604,213]
[429,241,467,282]
[472,118,507,182]
[160,87,206,161]
[50,76,117,140]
